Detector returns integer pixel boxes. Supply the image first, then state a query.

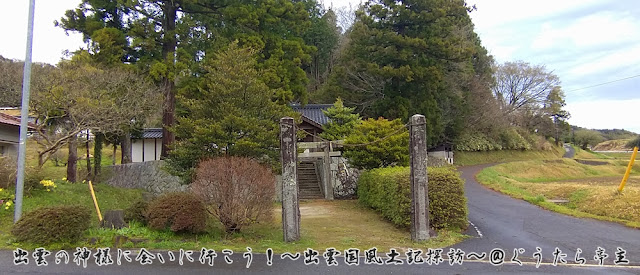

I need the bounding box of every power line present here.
[566,74,640,93]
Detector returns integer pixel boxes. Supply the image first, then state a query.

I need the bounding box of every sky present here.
[1,0,638,133]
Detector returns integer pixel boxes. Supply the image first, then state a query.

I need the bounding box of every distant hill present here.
[570,126,637,140]
[595,129,638,140]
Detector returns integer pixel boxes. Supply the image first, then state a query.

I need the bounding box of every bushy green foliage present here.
[12,205,91,245]
[500,128,532,150]
[320,98,361,140]
[626,136,640,148]
[343,118,409,170]
[124,200,149,225]
[455,133,503,151]
[574,130,605,150]
[146,192,207,233]
[168,42,299,181]
[357,166,468,230]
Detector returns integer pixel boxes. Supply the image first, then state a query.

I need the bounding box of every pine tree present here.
[168,42,298,180]
[320,98,361,140]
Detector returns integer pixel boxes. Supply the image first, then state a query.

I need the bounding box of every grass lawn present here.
[23,138,122,181]
[476,157,640,228]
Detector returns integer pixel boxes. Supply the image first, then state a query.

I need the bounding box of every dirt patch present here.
[575,159,608,166]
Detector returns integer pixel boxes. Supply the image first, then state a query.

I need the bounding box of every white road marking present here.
[468,220,483,238]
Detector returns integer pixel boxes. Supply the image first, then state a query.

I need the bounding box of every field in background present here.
[454,145,565,166]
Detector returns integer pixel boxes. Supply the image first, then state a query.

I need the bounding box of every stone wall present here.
[104,161,186,195]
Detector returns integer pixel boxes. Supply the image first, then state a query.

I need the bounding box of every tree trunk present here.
[112,143,117,165]
[93,132,103,180]
[86,131,91,179]
[67,134,78,183]
[121,131,132,164]
[161,2,177,158]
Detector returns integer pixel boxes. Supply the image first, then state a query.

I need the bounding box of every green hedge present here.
[358,166,468,230]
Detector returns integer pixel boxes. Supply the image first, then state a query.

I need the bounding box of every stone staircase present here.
[297,161,324,199]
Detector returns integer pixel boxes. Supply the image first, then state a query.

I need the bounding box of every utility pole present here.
[14,0,36,223]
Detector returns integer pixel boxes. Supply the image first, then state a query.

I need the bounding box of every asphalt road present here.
[453,164,640,268]
[2,164,640,274]
[563,143,576,158]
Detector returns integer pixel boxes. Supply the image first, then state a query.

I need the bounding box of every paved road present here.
[2,165,640,274]
[453,164,640,267]
[563,143,576,158]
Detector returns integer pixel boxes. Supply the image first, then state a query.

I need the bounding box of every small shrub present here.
[191,156,275,233]
[357,166,468,230]
[146,192,207,233]
[0,157,16,189]
[124,200,148,225]
[12,205,91,245]
[24,168,47,195]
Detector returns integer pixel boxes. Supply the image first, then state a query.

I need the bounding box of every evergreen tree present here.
[168,42,298,181]
[320,98,361,140]
[323,0,491,146]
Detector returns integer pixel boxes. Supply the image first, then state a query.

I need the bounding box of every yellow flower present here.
[62,177,67,181]
[4,206,8,210]
[46,189,50,192]
[0,188,3,192]
[6,201,11,206]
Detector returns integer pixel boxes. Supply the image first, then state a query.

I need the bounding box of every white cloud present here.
[566,99,640,133]
[0,0,85,65]
[531,11,639,52]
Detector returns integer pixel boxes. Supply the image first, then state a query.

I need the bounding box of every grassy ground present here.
[0,182,143,249]
[476,156,640,228]
[24,138,121,181]
[0,186,464,252]
[454,145,565,166]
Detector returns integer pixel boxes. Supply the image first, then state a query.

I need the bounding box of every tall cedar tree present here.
[168,42,298,181]
[58,0,317,156]
[323,0,492,146]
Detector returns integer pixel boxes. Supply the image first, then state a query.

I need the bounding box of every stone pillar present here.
[280,117,300,242]
[323,141,334,200]
[410,114,430,241]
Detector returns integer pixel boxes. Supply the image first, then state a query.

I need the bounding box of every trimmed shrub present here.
[124,200,148,225]
[146,192,207,233]
[0,157,16,189]
[343,118,409,169]
[191,156,275,233]
[12,205,91,245]
[358,166,468,230]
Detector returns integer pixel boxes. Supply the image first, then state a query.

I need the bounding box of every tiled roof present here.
[141,128,163,139]
[0,113,34,129]
[291,104,333,127]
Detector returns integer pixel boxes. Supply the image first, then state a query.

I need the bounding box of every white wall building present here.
[131,128,162,162]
